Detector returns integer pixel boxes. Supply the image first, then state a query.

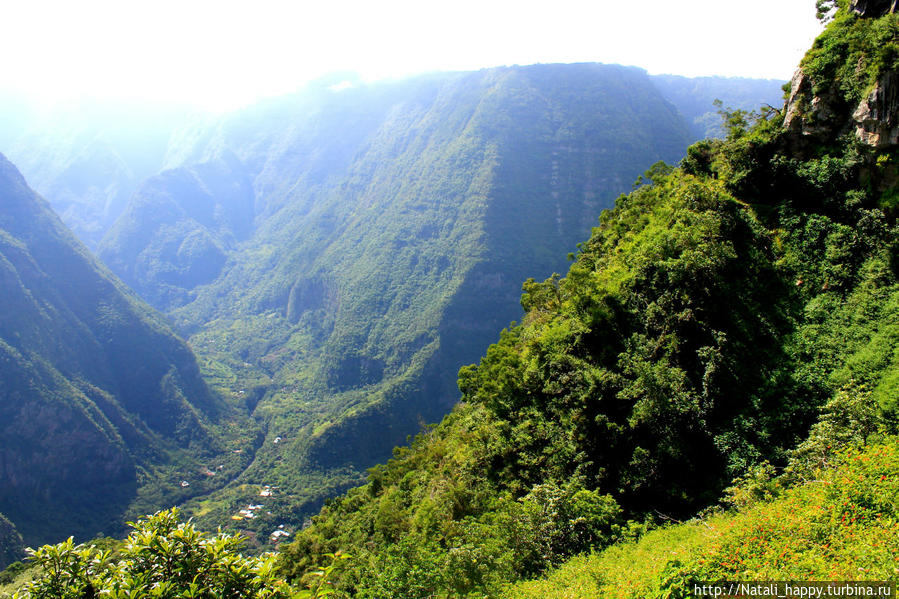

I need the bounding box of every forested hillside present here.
[274,2,899,596]
[97,151,254,310]
[0,154,251,545]
[0,515,22,571]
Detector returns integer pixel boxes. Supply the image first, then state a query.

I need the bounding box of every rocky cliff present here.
[784,6,899,150]
[849,0,897,18]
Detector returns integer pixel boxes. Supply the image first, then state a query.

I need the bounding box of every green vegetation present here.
[6,3,897,597]
[802,4,899,106]
[97,152,255,311]
[5,511,357,599]
[274,3,899,595]
[650,75,785,139]
[506,437,899,598]
[143,64,700,537]
[0,515,23,572]
[0,154,250,545]
[12,510,292,599]
[0,66,782,547]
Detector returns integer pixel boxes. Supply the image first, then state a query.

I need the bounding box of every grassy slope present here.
[506,439,899,598]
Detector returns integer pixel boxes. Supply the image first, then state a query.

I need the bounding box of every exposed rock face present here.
[783,66,899,149]
[849,0,898,18]
[782,70,807,132]
[853,71,899,147]
[783,68,841,138]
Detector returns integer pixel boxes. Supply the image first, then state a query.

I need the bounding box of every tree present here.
[815,0,838,22]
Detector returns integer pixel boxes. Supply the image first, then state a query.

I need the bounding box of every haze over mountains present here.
[0,64,784,547]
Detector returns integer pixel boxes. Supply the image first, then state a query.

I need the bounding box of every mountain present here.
[93,64,720,530]
[277,4,899,596]
[0,75,785,257]
[0,154,250,545]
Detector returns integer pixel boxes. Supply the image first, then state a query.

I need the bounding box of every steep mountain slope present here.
[0,514,23,571]
[0,154,246,545]
[278,4,899,596]
[97,151,254,310]
[99,64,704,531]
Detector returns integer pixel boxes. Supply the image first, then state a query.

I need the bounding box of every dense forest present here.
[3,0,898,597]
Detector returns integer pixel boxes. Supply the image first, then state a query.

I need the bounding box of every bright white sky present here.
[0,0,823,113]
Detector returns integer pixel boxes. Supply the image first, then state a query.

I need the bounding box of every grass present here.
[505,438,899,598]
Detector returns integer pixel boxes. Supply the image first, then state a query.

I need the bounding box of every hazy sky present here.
[1,0,823,112]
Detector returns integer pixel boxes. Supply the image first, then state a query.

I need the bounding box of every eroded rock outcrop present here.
[849,0,897,18]
[784,66,899,149]
[783,68,842,139]
[853,71,899,147]
[783,3,899,149]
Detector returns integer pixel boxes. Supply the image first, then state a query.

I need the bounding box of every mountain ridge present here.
[0,153,249,545]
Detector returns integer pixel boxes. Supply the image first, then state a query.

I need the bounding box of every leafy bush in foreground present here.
[15,510,292,599]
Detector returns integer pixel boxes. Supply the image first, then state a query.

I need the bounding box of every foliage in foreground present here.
[13,510,294,599]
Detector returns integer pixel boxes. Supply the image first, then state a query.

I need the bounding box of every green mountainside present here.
[0,67,784,549]
[0,154,253,545]
[100,64,705,533]
[97,151,255,310]
[270,3,899,596]
[0,514,22,571]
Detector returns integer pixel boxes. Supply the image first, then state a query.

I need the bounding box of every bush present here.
[15,509,293,599]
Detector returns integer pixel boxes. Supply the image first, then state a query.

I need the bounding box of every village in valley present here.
[223,485,292,543]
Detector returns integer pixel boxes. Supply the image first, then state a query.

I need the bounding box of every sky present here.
[0,0,824,113]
